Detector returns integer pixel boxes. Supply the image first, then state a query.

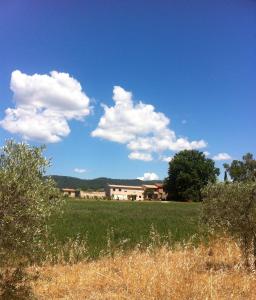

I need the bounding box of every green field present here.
[50,199,201,258]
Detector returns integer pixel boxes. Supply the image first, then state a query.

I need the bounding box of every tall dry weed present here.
[31,237,256,299]
[44,235,89,265]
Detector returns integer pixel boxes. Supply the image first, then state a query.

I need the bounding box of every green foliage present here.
[202,182,256,268]
[143,188,155,200]
[50,175,162,190]
[224,153,256,182]
[0,140,62,266]
[164,150,219,201]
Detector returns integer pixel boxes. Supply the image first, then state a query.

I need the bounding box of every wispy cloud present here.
[128,152,153,161]
[212,153,232,161]
[203,151,210,157]
[74,168,87,173]
[160,155,173,162]
[137,172,159,181]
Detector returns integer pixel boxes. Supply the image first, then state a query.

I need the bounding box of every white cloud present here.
[92,86,169,144]
[128,151,153,161]
[160,155,173,162]
[137,172,159,181]
[74,168,87,173]
[92,86,207,160]
[203,151,210,157]
[212,153,232,161]
[0,70,91,142]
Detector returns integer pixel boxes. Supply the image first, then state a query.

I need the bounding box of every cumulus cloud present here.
[0,70,91,142]
[212,153,232,161]
[203,151,210,157]
[74,168,87,173]
[92,86,207,160]
[137,172,159,181]
[92,86,169,144]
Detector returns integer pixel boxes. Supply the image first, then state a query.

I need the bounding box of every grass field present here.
[50,199,201,258]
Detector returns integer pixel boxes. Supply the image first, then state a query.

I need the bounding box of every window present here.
[119,188,122,191]
[139,196,141,198]
[113,188,116,191]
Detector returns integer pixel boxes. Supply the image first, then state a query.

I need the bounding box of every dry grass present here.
[30,238,256,299]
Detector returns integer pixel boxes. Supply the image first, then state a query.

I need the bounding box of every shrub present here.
[202,182,256,268]
[0,140,63,297]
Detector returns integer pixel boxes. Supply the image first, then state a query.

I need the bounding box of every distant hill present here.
[49,175,162,191]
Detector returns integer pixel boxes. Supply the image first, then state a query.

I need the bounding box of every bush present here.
[0,140,63,297]
[202,182,256,268]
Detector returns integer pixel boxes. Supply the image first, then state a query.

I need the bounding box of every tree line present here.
[164,150,256,201]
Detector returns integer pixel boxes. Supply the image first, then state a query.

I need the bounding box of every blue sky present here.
[0,0,255,180]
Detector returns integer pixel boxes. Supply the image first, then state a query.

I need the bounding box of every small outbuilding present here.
[61,188,78,198]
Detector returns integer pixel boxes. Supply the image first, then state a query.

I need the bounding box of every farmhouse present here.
[105,184,144,200]
[106,183,166,201]
[62,184,166,201]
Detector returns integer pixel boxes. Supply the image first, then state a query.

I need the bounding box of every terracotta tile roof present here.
[107,184,143,190]
[142,185,157,189]
[62,188,76,192]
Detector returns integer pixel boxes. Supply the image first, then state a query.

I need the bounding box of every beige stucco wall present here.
[80,191,105,199]
[108,187,144,201]
[63,191,76,198]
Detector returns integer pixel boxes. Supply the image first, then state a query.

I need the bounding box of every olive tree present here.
[0,140,63,297]
[202,182,256,268]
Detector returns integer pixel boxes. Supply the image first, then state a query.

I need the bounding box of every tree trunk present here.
[253,235,256,270]
[242,235,250,269]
